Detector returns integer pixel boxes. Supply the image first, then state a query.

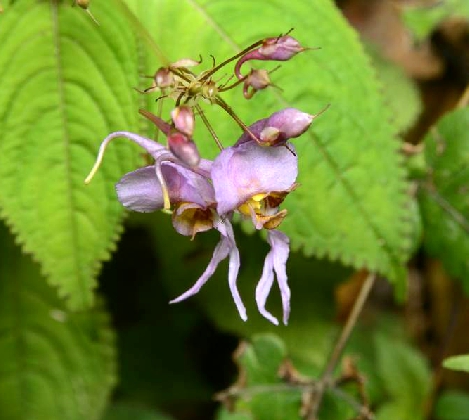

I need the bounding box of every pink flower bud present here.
[171,106,195,137]
[168,132,200,167]
[154,67,174,89]
[243,69,272,99]
[235,35,306,79]
[259,35,305,61]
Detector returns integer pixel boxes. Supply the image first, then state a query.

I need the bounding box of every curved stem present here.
[214,96,261,143]
[306,272,376,420]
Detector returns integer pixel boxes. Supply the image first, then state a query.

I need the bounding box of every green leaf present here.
[443,355,469,373]
[102,403,174,420]
[234,334,302,420]
[403,0,469,41]
[419,108,469,290]
[123,0,410,293]
[0,221,116,420]
[374,333,430,420]
[217,408,253,420]
[367,47,422,133]
[239,334,287,384]
[0,0,141,309]
[434,390,469,420]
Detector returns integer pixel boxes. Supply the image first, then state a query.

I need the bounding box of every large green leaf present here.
[434,390,469,420]
[419,108,469,291]
[0,0,141,309]
[367,47,422,133]
[123,0,410,292]
[0,222,116,420]
[374,333,430,420]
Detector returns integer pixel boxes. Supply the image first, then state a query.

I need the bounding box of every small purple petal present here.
[256,252,278,325]
[217,218,246,321]
[110,131,166,159]
[169,235,231,303]
[116,166,164,212]
[164,162,215,207]
[197,158,213,176]
[116,161,215,212]
[212,141,297,215]
[169,218,247,321]
[255,230,291,325]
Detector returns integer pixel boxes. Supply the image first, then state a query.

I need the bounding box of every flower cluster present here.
[85,31,324,325]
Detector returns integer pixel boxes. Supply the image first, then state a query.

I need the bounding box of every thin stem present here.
[216,380,373,419]
[196,104,224,150]
[214,95,261,143]
[324,272,376,378]
[199,39,264,81]
[168,66,192,83]
[218,75,247,92]
[154,92,164,144]
[306,272,376,420]
[423,282,463,418]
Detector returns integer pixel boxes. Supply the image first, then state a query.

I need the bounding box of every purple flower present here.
[170,134,298,324]
[212,138,297,217]
[84,130,249,320]
[85,106,314,325]
[210,135,298,325]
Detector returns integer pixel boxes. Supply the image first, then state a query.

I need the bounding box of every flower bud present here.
[75,0,90,9]
[154,67,174,89]
[235,35,306,78]
[168,132,200,167]
[265,108,313,145]
[235,108,316,147]
[243,69,272,99]
[259,35,305,61]
[171,106,195,137]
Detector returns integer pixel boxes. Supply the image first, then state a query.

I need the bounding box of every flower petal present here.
[216,218,246,321]
[169,218,247,321]
[269,230,291,325]
[256,251,278,325]
[164,162,215,207]
[212,141,297,215]
[116,166,164,212]
[255,230,291,325]
[169,235,230,303]
[172,202,214,237]
[116,160,215,213]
